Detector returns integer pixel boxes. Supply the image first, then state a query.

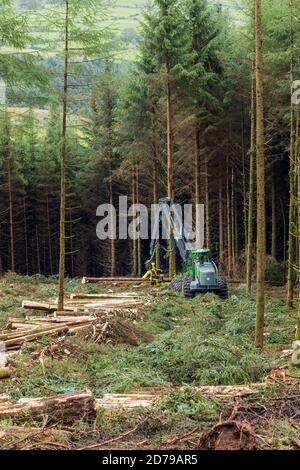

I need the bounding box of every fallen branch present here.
[166,427,199,445]
[78,421,146,450]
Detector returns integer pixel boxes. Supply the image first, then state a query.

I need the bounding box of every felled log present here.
[96,393,156,410]
[22,301,58,313]
[95,385,262,410]
[190,385,262,397]
[0,369,11,380]
[82,277,171,284]
[70,293,140,300]
[0,390,96,424]
[2,325,69,351]
[25,316,96,324]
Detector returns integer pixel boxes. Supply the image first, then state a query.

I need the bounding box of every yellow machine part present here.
[143,263,164,287]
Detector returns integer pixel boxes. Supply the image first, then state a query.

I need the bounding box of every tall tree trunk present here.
[23,198,29,276]
[271,164,277,259]
[136,164,142,278]
[166,72,176,275]
[287,0,295,308]
[246,63,256,296]
[0,212,2,276]
[132,165,138,277]
[69,205,74,278]
[7,157,14,272]
[58,0,69,311]
[36,225,41,274]
[152,145,160,269]
[231,168,236,273]
[46,190,53,276]
[109,166,116,277]
[255,0,266,349]
[226,157,232,277]
[195,125,202,247]
[241,104,248,248]
[205,157,210,248]
[296,111,300,339]
[219,171,224,266]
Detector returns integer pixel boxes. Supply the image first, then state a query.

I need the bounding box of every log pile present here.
[0,320,69,352]
[1,310,151,354]
[22,292,145,314]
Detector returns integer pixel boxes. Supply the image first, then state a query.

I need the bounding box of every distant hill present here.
[14,1,242,61]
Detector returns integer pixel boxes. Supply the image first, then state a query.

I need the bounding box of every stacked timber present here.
[0,291,148,355]
[0,321,69,352]
[22,292,144,315]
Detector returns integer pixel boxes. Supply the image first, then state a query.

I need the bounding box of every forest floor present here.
[0,274,299,450]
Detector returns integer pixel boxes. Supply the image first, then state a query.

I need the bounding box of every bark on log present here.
[0,390,96,424]
[70,293,139,300]
[0,369,10,380]
[22,301,74,313]
[2,325,69,349]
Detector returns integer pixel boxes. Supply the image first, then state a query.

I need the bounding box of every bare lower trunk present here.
[271,164,277,259]
[58,0,69,311]
[219,171,224,266]
[132,165,137,277]
[136,164,142,278]
[226,157,232,276]
[246,63,256,296]
[195,125,202,247]
[46,191,53,276]
[231,168,236,273]
[297,111,300,339]
[23,198,29,276]
[36,226,41,274]
[255,0,266,349]
[109,168,116,277]
[7,158,14,272]
[241,104,248,248]
[153,149,160,269]
[205,158,210,248]
[166,74,176,275]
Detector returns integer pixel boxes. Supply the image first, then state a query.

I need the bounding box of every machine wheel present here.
[171,278,183,293]
[182,276,194,299]
[218,277,228,300]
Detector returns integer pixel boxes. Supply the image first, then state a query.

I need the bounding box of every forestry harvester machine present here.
[144,197,228,300]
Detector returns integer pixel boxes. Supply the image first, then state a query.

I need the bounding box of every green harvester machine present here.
[146,197,228,300]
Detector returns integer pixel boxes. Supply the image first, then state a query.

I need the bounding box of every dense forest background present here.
[0,0,298,294]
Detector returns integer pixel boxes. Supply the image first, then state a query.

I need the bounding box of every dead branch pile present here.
[34,336,89,361]
[1,313,152,356]
[80,314,154,346]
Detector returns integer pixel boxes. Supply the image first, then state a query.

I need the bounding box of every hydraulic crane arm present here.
[148,197,194,265]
